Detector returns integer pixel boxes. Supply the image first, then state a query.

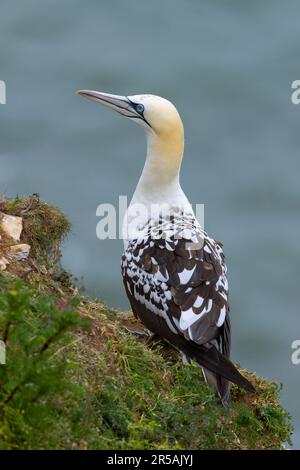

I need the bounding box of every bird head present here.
[77,91,184,141]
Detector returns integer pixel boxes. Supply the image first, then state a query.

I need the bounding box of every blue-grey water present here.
[1,0,299,448]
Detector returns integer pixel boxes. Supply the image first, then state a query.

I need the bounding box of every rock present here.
[0,213,29,271]
[0,257,9,271]
[0,212,23,241]
[7,244,31,261]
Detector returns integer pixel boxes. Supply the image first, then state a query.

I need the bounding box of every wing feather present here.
[122,219,229,348]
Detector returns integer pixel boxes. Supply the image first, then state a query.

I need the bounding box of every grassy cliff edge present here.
[0,195,292,450]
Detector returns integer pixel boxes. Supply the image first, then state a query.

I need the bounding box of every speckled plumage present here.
[78,89,255,403]
[121,208,244,403]
[122,210,228,338]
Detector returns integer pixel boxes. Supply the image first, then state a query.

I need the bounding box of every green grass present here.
[0,196,293,449]
[0,274,292,450]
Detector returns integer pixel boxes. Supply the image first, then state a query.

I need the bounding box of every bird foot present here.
[124,327,154,339]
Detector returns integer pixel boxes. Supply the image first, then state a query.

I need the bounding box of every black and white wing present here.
[121,214,254,398]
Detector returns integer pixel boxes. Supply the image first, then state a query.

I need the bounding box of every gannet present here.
[77,90,255,404]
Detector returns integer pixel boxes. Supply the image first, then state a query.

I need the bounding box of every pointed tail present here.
[196,344,255,393]
[177,339,255,394]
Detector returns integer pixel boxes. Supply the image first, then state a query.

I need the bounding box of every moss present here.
[67,304,292,450]
[0,196,293,449]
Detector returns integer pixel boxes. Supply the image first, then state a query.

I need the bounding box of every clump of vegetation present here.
[0,194,70,278]
[0,196,293,449]
[70,305,292,450]
[0,276,87,449]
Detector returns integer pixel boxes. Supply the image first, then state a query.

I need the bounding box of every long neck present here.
[131,128,185,205]
[124,125,194,243]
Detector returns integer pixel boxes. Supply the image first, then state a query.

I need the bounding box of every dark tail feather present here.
[202,368,231,406]
[198,345,255,392]
[177,339,255,393]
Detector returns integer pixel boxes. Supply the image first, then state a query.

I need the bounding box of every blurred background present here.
[1,0,299,448]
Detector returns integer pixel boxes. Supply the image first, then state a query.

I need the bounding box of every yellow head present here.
[77,91,184,171]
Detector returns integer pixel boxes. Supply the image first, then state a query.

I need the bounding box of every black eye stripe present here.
[127,98,144,115]
[126,97,152,129]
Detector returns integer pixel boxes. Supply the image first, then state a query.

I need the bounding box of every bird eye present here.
[136,104,144,114]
